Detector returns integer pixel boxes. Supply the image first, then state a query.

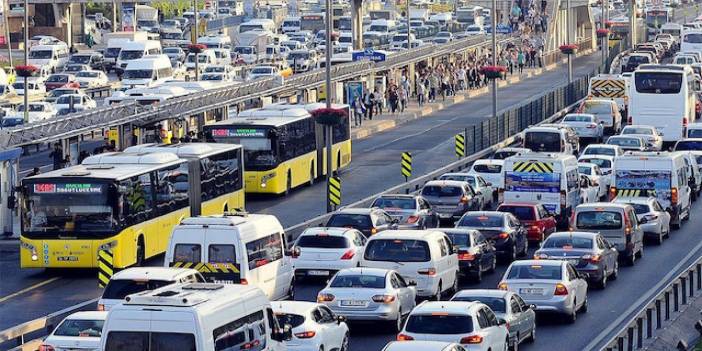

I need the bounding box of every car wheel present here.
[627,251,636,266]
[451,273,459,294]
[580,296,588,313]
[637,245,644,259]
[598,270,607,289]
[393,309,404,332]
[509,244,517,262]
[511,336,519,351]
[340,333,349,351]
[475,267,483,283]
[567,304,577,324]
[434,282,442,301]
[655,231,663,245]
[610,261,619,280]
[488,256,497,273]
[527,327,536,343]
[288,277,296,300]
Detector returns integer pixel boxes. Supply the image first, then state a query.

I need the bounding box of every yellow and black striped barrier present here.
[329,176,341,207]
[512,161,554,173]
[455,133,465,158]
[402,152,412,180]
[171,261,241,274]
[590,79,626,98]
[98,249,114,288]
[616,189,656,197]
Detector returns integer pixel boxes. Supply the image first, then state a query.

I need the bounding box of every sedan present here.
[45,87,80,103]
[420,180,481,222]
[55,94,96,111]
[442,228,497,282]
[325,208,397,237]
[317,268,416,332]
[534,231,619,289]
[40,311,107,351]
[620,125,663,150]
[606,135,647,152]
[291,227,366,279]
[456,211,529,262]
[383,341,467,351]
[271,301,349,351]
[438,173,494,209]
[578,162,607,198]
[44,73,76,91]
[580,144,624,158]
[63,64,91,74]
[75,70,109,88]
[12,81,45,96]
[579,174,600,204]
[560,113,604,142]
[498,260,588,323]
[614,196,671,245]
[451,289,536,350]
[371,194,439,229]
[577,155,615,183]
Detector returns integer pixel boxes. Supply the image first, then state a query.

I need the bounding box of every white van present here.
[197,35,232,49]
[116,40,162,73]
[97,267,204,311]
[611,151,692,228]
[104,39,130,72]
[101,283,290,351]
[503,152,580,227]
[185,49,217,74]
[523,126,576,154]
[361,230,459,299]
[165,213,295,301]
[122,54,173,88]
[28,44,69,72]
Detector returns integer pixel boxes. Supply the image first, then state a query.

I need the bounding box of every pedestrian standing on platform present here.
[389,86,399,113]
[399,85,408,113]
[351,94,364,127]
[417,79,426,106]
[366,91,375,120]
[374,88,383,115]
[49,143,63,170]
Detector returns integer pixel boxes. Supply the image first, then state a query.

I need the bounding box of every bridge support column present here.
[351,0,363,50]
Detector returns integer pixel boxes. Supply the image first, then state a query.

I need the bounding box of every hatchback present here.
[559,113,604,142]
[442,228,497,282]
[534,231,619,288]
[271,301,349,351]
[456,211,529,262]
[438,173,494,209]
[498,260,588,323]
[317,268,417,332]
[613,196,671,245]
[620,125,663,150]
[291,227,367,279]
[325,208,397,237]
[578,99,621,133]
[496,203,557,244]
[371,194,439,229]
[606,135,647,151]
[382,341,467,351]
[40,311,107,351]
[580,144,624,158]
[451,290,536,350]
[420,180,481,221]
[468,160,504,198]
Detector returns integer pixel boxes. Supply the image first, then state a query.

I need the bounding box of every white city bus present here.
[629,65,698,143]
[681,30,702,53]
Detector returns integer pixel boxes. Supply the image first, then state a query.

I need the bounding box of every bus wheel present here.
[136,236,145,266]
[309,164,315,186]
[336,152,341,174]
[285,171,292,196]
[223,204,229,213]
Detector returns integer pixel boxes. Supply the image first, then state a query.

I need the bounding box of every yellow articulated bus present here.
[20,143,244,269]
[203,103,352,194]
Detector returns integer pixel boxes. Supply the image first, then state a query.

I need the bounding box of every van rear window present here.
[473,164,502,173]
[173,244,201,263]
[104,331,196,351]
[102,279,173,300]
[297,235,349,248]
[675,140,702,151]
[209,244,236,263]
[524,132,561,152]
[364,239,430,262]
[576,211,623,230]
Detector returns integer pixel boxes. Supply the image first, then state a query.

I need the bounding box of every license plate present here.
[519,288,544,295]
[439,213,452,218]
[341,300,367,307]
[308,270,329,276]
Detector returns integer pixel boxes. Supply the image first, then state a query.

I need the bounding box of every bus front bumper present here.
[20,237,120,269]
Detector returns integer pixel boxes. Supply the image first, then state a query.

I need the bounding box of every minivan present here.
[361,230,459,299]
[571,203,644,265]
[165,213,295,301]
[28,44,69,73]
[523,126,576,154]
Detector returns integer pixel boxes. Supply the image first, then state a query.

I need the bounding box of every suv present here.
[420,180,481,222]
[68,52,105,71]
[325,208,397,236]
[370,194,439,229]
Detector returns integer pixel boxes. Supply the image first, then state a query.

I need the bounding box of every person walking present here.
[49,143,63,170]
[517,50,526,74]
[388,86,399,113]
[417,79,426,106]
[399,85,408,113]
[351,94,364,127]
[27,167,41,177]
[365,90,375,120]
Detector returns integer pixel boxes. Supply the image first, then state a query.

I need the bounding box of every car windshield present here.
[162,32,183,40]
[507,264,562,280]
[65,65,83,72]
[584,146,616,156]
[54,318,104,337]
[364,239,430,262]
[580,157,612,168]
[457,214,503,227]
[405,315,473,334]
[288,52,310,60]
[451,296,506,312]
[274,313,306,329]
[421,185,463,197]
[542,236,593,249]
[492,151,518,159]
[18,104,45,112]
[330,274,386,288]
[164,48,181,54]
[77,71,99,78]
[105,47,121,57]
[608,137,641,147]
[675,141,702,151]
[119,50,144,60]
[445,232,471,247]
[372,197,416,210]
[473,164,502,173]
[29,50,52,59]
[439,175,475,186]
[576,211,623,230]
[234,47,254,54]
[56,95,82,104]
[498,206,535,220]
[525,131,561,152]
[70,55,91,64]
[205,66,225,73]
[581,102,611,114]
[578,166,592,175]
[297,234,349,248]
[202,74,223,81]
[564,115,594,122]
[622,128,653,135]
[102,279,173,299]
[327,214,373,230]
[124,70,153,79]
[629,203,651,214]
[251,67,273,74]
[1,118,22,127]
[687,129,702,138]
[47,75,68,82]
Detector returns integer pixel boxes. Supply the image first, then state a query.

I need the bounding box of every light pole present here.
[112,0,117,33]
[406,0,411,51]
[566,0,573,83]
[630,0,636,48]
[193,0,199,80]
[23,0,28,123]
[491,0,497,120]
[325,0,333,213]
[4,0,12,65]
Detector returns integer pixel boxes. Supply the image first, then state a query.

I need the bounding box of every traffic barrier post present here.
[328,176,341,209]
[98,249,114,288]
[401,152,412,181]
[455,133,465,158]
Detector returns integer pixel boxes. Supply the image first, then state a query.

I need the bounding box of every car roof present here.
[452,289,510,299]
[547,231,599,239]
[577,162,598,168]
[62,311,109,320]
[383,341,457,351]
[336,208,374,215]
[579,154,615,161]
[424,180,468,187]
[473,159,504,165]
[462,210,507,217]
[270,300,320,314]
[412,301,480,315]
[576,202,630,210]
[498,202,538,208]
[511,259,563,267]
[300,227,358,237]
[371,229,446,240]
[623,125,655,129]
[440,228,480,235]
[613,196,654,205]
[110,267,199,280]
[337,267,391,277]
[376,194,417,200]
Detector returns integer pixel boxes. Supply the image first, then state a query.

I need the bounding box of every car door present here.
[482,308,505,350]
[567,264,587,305]
[317,306,344,347]
[441,235,457,289]
[391,273,413,313]
[507,296,523,341]
[508,215,525,250]
[474,232,491,271]
[515,295,535,338]
[418,197,436,227]
[596,236,613,275]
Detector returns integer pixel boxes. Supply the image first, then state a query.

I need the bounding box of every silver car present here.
[614,196,671,245]
[438,173,494,209]
[499,260,589,323]
[534,231,619,289]
[420,180,481,221]
[317,267,417,332]
[620,125,663,151]
[451,289,536,350]
[560,113,604,142]
[606,135,647,152]
[371,194,439,229]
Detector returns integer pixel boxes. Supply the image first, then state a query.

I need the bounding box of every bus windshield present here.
[22,180,117,238]
[206,127,277,170]
[635,72,682,94]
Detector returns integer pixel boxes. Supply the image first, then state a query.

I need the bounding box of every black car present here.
[456,211,529,262]
[325,208,398,237]
[67,52,105,71]
[442,228,497,282]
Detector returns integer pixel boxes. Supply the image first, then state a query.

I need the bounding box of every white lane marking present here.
[0,277,61,304]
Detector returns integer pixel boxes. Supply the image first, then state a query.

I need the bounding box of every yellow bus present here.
[20,143,244,269]
[203,103,352,194]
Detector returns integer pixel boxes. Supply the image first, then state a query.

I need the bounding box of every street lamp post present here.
[23,0,28,123]
[193,0,199,80]
[566,0,573,83]
[406,0,411,51]
[491,0,497,120]
[602,0,609,67]
[325,0,333,213]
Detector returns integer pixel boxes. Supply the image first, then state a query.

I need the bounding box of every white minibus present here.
[116,40,162,73]
[122,54,173,88]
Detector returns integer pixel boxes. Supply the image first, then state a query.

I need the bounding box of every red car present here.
[44,73,76,91]
[496,203,557,243]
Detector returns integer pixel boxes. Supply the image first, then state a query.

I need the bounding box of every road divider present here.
[401,152,413,181]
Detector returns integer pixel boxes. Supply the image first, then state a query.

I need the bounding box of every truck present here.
[409,9,430,21]
[135,5,159,33]
[588,74,630,117]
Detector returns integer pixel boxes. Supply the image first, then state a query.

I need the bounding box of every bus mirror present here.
[7,195,15,209]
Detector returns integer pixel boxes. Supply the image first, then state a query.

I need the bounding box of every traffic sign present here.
[352,49,387,62]
[401,152,412,180]
[98,249,114,288]
[455,133,465,157]
[329,176,341,207]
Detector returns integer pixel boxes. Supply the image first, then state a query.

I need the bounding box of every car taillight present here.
[417,268,436,276]
[628,115,633,124]
[534,253,548,259]
[672,187,679,205]
[291,246,300,259]
[407,215,419,224]
[458,251,475,260]
[242,340,261,349]
[530,225,540,231]
[397,334,414,341]
[498,282,508,290]
[460,335,483,344]
[460,195,470,204]
[371,228,378,235]
[554,283,569,296]
[340,249,355,260]
[497,232,509,239]
[317,293,335,302]
[295,331,316,339]
[587,124,597,129]
[609,187,617,201]
[240,278,248,285]
[97,304,105,311]
[582,254,601,263]
[38,345,55,351]
[372,294,396,303]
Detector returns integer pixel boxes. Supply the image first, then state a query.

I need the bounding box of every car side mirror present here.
[407,279,418,286]
[497,317,507,326]
[476,190,483,195]
[392,218,400,225]
[486,182,493,186]
[336,315,346,324]
[639,217,648,224]
[529,304,537,310]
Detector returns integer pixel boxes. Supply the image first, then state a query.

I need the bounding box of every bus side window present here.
[155,163,189,213]
[120,172,155,224]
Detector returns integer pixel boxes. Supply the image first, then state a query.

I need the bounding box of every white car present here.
[578,162,607,198]
[383,341,468,351]
[74,70,109,88]
[271,301,349,351]
[578,154,615,181]
[468,159,504,199]
[54,94,97,111]
[398,301,509,350]
[620,125,664,151]
[465,25,486,36]
[40,311,107,351]
[580,144,624,158]
[498,260,588,323]
[12,80,45,96]
[560,113,604,142]
[614,196,671,245]
[292,227,367,279]
[11,102,56,122]
[200,72,233,82]
[492,147,531,160]
[248,65,280,80]
[579,174,600,204]
[0,84,15,98]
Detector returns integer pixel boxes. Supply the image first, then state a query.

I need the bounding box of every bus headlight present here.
[31,250,38,261]
[261,172,277,187]
[98,240,117,251]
